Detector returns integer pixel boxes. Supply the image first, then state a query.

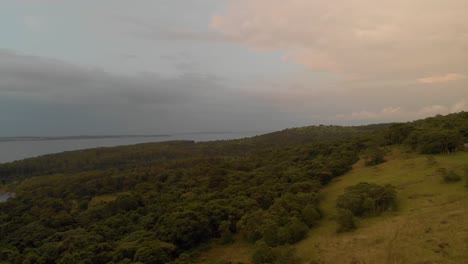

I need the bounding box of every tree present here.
[417,130,463,154]
[133,241,175,264]
[336,209,356,233]
[336,182,397,216]
[363,147,385,166]
[218,221,234,244]
[252,241,276,264]
[284,218,308,244]
[301,204,321,227]
[385,124,414,145]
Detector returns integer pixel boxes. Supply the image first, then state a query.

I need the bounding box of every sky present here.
[1,0,467,136]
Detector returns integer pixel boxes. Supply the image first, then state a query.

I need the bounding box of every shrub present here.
[275,246,300,264]
[218,221,234,244]
[252,241,276,264]
[336,182,397,216]
[284,218,309,244]
[336,209,356,233]
[301,205,321,227]
[364,147,385,167]
[417,130,463,154]
[261,220,281,247]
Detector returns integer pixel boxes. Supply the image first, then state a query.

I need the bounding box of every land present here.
[199,149,468,263]
[0,112,467,263]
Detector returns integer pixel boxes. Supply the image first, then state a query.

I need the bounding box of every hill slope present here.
[0,113,467,263]
[201,149,468,263]
[296,149,468,264]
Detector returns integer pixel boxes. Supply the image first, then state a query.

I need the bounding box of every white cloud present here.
[418,73,465,84]
[212,0,468,79]
[336,99,467,121]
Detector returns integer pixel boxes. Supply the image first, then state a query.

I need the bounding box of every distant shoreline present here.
[0,131,266,143]
[0,135,171,142]
[0,131,267,164]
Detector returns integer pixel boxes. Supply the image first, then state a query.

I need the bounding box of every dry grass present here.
[196,240,254,263]
[296,149,468,264]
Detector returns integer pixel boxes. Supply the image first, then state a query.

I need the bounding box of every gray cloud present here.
[0,49,302,136]
[116,16,229,43]
[0,49,224,106]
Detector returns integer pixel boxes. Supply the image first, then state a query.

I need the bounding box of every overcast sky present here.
[1,0,467,136]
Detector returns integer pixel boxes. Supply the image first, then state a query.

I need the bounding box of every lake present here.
[0,132,264,164]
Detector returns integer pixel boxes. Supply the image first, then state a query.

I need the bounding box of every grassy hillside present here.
[200,148,468,263]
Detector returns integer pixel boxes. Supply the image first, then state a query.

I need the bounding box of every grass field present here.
[199,149,468,263]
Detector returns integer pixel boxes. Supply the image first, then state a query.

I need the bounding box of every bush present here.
[336,182,397,216]
[336,209,356,233]
[301,205,321,227]
[275,246,300,264]
[218,221,234,244]
[252,241,276,264]
[284,218,309,244]
[364,147,385,167]
[417,130,463,154]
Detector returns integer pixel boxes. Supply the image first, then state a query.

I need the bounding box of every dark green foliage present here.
[218,221,234,244]
[274,246,301,264]
[301,204,321,227]
[336,209,356,233]
[284,218,309,244]
[0,126,364,263]
[261,220,282,247]
[417,130,463,154]
[336,183,397,216]
[363,147,386,166]
[382,113,468,154]
[384,123,414,145]
[252,243,300,264]
[132,241,175,264]
[0,112,466,263]
[252,241,276,264]
[156,210,212,249]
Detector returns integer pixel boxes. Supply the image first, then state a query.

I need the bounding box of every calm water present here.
[0,132,263,164]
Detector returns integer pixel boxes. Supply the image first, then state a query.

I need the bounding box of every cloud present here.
[336,99,467,121]
[418,73,465,84]
[116,16,228,43]
[212,0,468,79]
[0,49,222,105]
[0,49,300,135]
[23,16,44,31]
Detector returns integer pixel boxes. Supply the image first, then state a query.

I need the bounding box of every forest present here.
[0,112,467,264]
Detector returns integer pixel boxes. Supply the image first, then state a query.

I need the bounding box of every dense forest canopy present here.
[0,112,467,263]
